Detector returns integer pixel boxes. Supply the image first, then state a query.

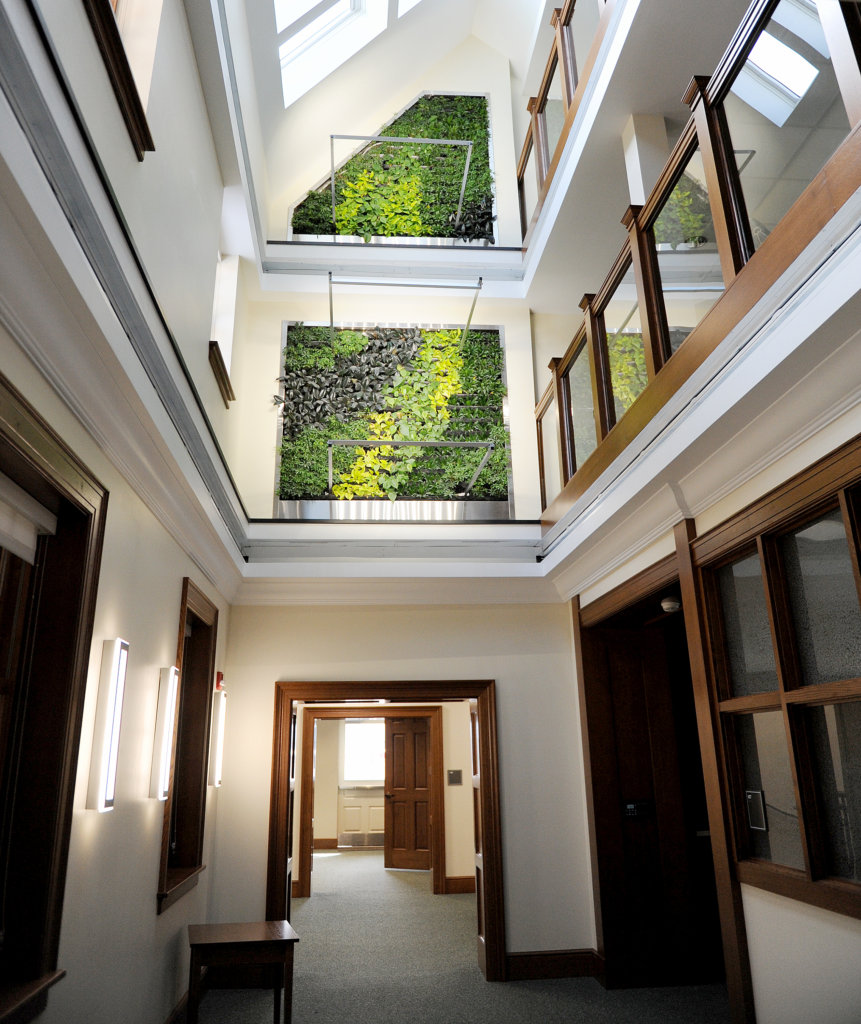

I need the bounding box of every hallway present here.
[193,850,730,1023]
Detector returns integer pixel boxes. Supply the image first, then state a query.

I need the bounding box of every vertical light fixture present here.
[150,666,179,800]
[208,673,227,787]
[87,638,129,812]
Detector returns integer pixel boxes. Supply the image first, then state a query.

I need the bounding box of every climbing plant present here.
[277,324,508,502]
[291,94,495,243]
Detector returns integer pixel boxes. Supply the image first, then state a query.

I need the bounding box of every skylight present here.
[277,0,389,108]
[730,29,819,126]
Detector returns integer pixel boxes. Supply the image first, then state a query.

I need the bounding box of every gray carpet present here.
[192,850,730,1022]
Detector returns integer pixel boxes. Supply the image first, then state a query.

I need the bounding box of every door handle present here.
[384,793,393,799]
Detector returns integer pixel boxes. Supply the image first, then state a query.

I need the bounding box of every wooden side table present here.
[187,920,299,1024]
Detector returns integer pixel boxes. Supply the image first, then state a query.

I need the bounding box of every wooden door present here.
[384,716,431,870]
[581,619,722,986]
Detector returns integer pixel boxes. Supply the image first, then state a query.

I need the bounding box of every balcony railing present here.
[517,0,612,241]
[536,0,861,523]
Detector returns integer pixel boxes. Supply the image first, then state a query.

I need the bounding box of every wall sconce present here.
[208,673,227,787]
[87,638,129,812]
[150,666,179,800]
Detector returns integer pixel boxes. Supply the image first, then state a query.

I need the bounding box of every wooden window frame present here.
[535,380,559,511]
[0,373,107,1024]
[555,321,601,478]
[80,0,155,161]
[691,434,861,921]
[156,578,218,914]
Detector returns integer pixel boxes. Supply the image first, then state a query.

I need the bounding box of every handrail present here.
[535,0,861,517]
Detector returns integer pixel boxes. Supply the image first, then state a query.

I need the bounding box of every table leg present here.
[273,964,281,1024]
[187,950,201,1024]
[283,947,294,1024]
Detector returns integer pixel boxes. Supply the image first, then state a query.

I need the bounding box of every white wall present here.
[0,328,230,1024]
[216,602,595,952]
[313,718,340,840]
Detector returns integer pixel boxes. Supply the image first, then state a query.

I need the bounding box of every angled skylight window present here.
[730,29,819,126]
[278,0,388,108]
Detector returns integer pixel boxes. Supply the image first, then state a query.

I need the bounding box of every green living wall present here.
[291,94,495,243]
[277,325,508,501]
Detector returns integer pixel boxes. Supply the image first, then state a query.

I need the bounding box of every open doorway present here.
[266,680,506,981]
[578,577,724,988]
[296,706,452,895]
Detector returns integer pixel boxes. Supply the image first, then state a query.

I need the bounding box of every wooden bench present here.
[187,920,299,1024]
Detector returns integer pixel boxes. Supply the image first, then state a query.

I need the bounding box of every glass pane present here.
[543,60,565,164]
[780,509,861,686]
[723,0,850,250]
[540,396,562,508]
[565,343,597,470]
[653,148,725,353]
[569,0,600,79]
[521,143,539,231]
[602,263,646,420]
[807,703,861,882]
[718,553,779,696]
[735,711,804,869]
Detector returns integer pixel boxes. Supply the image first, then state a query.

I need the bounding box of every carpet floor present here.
[191,849,730,1023]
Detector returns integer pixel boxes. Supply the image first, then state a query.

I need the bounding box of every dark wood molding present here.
[506,948,602,981]
[443,875,476,894]
[674,520,755,1024]
[311,837,337,850]
[0,373,107,1023]
[157,579,218,913]
[80,0,154,160]
[266,680,506,981]
[208,342,236,409]
[579,554,678,627]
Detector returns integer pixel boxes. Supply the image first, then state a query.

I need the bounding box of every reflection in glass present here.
[564,342,597,470]
[543,60,566,165]
[735,712,804,869]
[539,396,562,508]
[780,510,861,686]
[718,553,779,696]
[602,263,646,420]
[723,0,850,250]
[807,702,861,882]
[653,148,724,353]
[521,143,539,230]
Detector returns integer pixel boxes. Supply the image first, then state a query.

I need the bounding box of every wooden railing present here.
[517,0,614,241]
[536,0,861,524]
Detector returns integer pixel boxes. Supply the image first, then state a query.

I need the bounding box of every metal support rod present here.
[460,277,482,345]
[329,134,473,236]
[463,443,495,495]
[328,272,334,344]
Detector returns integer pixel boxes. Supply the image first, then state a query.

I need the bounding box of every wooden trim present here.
[579,553,678,627]
[692,433,861,565]
[312,837,338,850]
[296,705,446,897]
[553,8,577,108]
[624,204,665,375]
[674,520,755,1024]
[506,949,602,981]
[737,859,861,919]
[444,875,476,894]
[162,990,187,1024]
[80,0,154,160]
[0,374,107,1022]
[157,578,218,912]
[267,680,506,981]
[550,358,574,484]
[542,121,861,532]
[208,342,236,409]
[703,0,778,106]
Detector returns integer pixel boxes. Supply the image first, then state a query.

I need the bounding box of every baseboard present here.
[506,949,604,981]
[312,837,338,849]
[444,875,476,894]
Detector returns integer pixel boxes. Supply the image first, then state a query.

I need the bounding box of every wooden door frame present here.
[266,679,506,981]
[574,549,753,1021]
[296,706,445,896]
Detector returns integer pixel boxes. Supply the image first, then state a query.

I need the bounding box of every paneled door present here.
[384,716,431,870]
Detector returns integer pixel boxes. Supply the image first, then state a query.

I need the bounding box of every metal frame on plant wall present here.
[329,133,473,236]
